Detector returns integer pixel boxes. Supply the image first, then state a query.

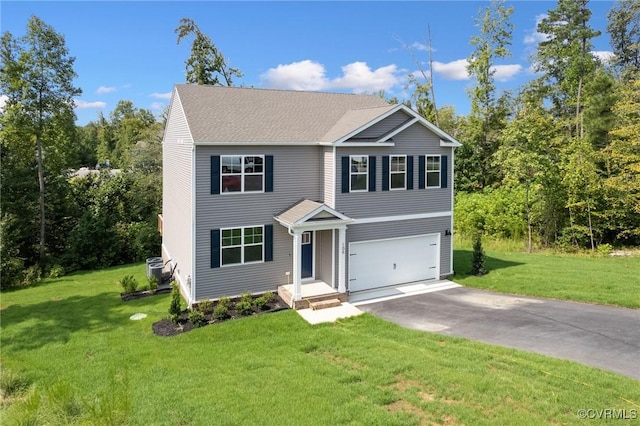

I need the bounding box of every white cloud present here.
[260,60,328,91]
[331,62,399,93]
[74,100,106,109]
[592,50,615,64]
[411,41,431,52]
[524,14,550,45]
[492,64,523,82]
[150,102,166,111]
[150,91,172,100]
[96,86,116,95]
[432,59,470,80]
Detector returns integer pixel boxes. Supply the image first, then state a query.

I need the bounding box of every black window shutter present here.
[264,224,273,262]
[418,156,426,189]
[211,229,220,268]
[368,155,376,192]
[441,155,448,189]
[265,155,274,192]
[341,156,349,193]
[211,156,220,195]
[407,155,414,190]
[382,156,389,191]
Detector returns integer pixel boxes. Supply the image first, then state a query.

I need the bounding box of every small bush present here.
[23,265,42,287]
[119,275,138,294]
[262,291,275,304]
[217,296,231,309]
[197,299,214,314]
[147,276,159,291]
[213,303,229,320]
[48,264,65,279]
[168,282,182,323]
[240,291,253,304]
[188,309,207,327]
[597,243,613,256]
[470,235,487,276]
[235,300,253,316]
[253,296,269,311]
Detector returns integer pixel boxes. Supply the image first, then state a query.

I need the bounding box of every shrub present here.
[470,235,487,276]
[48,264,65,279]
[253,296,269,311]
[119,275,138,294]
[188,309,207,327]
[597,243,613,256]
[217,296,231,309]
[168,282,182,323]
[262,290,275,304]
[147,276,159,291]
[23,265,42,287]
[213,303,229,320]
[240,291,253,304]
[197,299,214,314]
[235,300,253,316]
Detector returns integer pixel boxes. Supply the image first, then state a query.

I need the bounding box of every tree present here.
[607,0,640,77]
[175,18,242,86]
[0,16,81,267]
[460,0,514,190]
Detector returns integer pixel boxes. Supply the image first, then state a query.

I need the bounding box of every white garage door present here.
[348,234,439,292]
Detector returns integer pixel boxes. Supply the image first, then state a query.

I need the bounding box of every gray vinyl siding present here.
[345,216,453,289]
[194,145,323,300]
[162,94,193,296]
[350,110,412,140]
[323,146,335,208]
[336,123,453,218]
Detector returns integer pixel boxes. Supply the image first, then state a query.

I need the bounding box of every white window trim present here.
[349,155,368,192]
[390,155,407,191]
[220,225,265,267]
[425,154,441,189]
[220,155,265,194]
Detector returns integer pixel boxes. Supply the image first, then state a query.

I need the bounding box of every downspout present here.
[190,143,196,305]
[450,147,455,275]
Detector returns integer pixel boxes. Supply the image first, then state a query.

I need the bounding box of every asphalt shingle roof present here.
[174,84,395,143]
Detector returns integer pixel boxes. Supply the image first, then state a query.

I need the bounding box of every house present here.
[160,84,461,308]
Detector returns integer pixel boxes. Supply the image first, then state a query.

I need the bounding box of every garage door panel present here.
[349,234,439,292]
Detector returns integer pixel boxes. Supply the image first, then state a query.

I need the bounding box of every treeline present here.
[1,17,163,288]
[418,0,640,251]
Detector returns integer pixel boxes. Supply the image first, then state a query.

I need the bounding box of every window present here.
[221,226,263,266]
[221,155,264,193]
[390,155,406,190]
[350,155,368,192]
[426,155,440,188]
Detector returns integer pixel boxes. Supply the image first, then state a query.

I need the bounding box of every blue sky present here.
[2,1,615,125]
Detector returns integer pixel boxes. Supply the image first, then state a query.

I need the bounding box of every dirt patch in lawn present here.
[152,294,289,337]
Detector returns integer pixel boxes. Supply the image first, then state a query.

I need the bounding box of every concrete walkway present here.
[357,286,640,380]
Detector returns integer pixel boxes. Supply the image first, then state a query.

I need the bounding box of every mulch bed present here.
[121,287,171,301]
[152,294,289,337]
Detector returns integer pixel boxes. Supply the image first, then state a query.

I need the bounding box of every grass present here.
[452,238,640,309]
[1,263,639,425]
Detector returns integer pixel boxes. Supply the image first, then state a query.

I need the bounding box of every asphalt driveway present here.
[356,286,640,380]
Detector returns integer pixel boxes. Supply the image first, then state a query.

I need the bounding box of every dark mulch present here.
[121,286,171,301]
[152,294,289,337]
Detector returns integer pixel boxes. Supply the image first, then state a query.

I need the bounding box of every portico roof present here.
[274,199,353,229]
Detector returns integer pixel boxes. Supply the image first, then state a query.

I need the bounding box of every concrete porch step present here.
[309,298,342,310]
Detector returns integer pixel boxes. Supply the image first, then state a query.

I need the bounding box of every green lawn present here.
[1,264,639,425]
[453,244,640,309]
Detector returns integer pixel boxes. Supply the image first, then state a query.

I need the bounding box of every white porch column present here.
[337,226,346,293]
[292,231,302,301]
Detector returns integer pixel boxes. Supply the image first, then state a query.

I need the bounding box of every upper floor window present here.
[221,155,264,193]
[390,155,406,190]
[221,226,263,266]
[426,155,440,188]
[350,155,368,192]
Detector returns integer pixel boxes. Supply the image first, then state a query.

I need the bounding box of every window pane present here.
[245,156,263,173]
[391,156,405,172]
[222,175,241,192]
[244,245,263,262]
[426,156,440,171]
[222,156,242,174]
[222,247,241,265]
[427,171,440,187]
[222,229,241,246]
[351,174,367,191]
[350,156,367,172]
[391,173,405,189]
[244,227,263,244]
[245,175,263,192]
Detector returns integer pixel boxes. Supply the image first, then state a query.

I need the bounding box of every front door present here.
[301,231,313,279]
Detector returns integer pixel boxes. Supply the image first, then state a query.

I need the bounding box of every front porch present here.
[278,281,347,310]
